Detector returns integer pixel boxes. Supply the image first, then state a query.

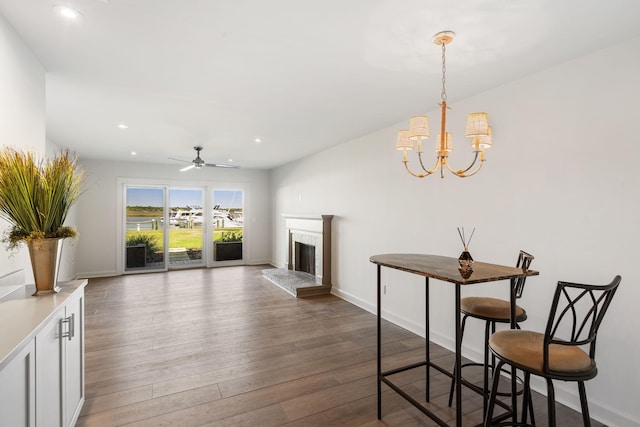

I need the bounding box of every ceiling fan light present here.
[53,5,82,19]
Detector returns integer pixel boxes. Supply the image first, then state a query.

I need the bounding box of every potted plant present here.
[214,230,243,261]
[0,147,85,295]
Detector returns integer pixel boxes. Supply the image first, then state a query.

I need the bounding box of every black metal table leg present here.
[377,264,382,420]
[455,283,462,427]
[510,280,518,424]
[425,276,430,402]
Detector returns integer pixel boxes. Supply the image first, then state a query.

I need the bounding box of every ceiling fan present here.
[169,146,238,171]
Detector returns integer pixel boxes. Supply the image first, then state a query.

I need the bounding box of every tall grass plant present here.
[0,148,85,250]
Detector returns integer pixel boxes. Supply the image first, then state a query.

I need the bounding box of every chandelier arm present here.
[445,155,486,178]
[400,150,428,178]
[402,160,427,178]
[417,151,440,175]
[457,159,485,178]
[444,151,481,176]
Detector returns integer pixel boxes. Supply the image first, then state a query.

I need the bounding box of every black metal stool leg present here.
[482,319,492,416]
[521,372,531,425]
[448,314,469,407]
[484,359,505,427]
[578,381,592,427]
[528,376,536,426]
[546,378,557,427]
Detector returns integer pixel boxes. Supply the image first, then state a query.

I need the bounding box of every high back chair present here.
[484,275,621,427]
[448,250,535,414]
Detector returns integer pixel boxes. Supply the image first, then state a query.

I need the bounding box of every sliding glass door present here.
[125,187,166,271]
[123,183,245,272]
[212,190,244,263]
[168,188,204,267]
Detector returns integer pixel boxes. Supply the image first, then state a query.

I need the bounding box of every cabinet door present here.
[35,309,64,427]
[0,339,36,427]
[63,290,84,427]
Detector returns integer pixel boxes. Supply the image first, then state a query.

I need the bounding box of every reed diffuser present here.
[457,227,475,278]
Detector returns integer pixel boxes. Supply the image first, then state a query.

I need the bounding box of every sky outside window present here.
[126,188,242,208]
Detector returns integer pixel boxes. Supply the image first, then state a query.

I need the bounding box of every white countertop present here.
[0,280,87,370]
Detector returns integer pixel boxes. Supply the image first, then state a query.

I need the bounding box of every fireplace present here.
[263,214,334,297]
[295,242,315,276]
[285,214,333,286]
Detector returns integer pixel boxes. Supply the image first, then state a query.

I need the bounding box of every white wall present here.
[270,37,640,426]
[75,159,271,278]
[0,14,46,283]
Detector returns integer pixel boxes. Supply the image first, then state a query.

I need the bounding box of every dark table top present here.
[370,253,539,285]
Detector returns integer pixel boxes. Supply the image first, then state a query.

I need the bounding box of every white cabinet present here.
[35,289,84,427]
[63,290,84,427]
[0,277,85,427]
[0,339,36,427]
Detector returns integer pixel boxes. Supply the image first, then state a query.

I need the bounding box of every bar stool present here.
[484,275,621,427]
[448,250,535,416]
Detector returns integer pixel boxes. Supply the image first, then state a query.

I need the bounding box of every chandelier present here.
[395,31,492,179]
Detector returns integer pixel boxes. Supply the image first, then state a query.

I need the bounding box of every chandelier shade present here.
[395,130,414,150]
[465,113,489,137]
[395,31,493,179]
[408,116,430,141]
[472,126,492,151]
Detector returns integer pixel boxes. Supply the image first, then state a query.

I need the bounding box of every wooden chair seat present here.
[460,296,527,322]
[489,330,596,379]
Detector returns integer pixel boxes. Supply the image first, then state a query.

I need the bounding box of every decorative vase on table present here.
[458,249,474,279]
[28,238,64,295]
[456,227,476,279]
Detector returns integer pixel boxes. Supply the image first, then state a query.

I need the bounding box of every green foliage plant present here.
[0,147,85,250]
[219,230,243,242]
[126,232,161,263]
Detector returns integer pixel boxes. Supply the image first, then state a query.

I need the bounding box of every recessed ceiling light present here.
[117,123,129,129]
[131,151,137,156]
[53,5,82,20]
[254,138,261,143]
[228,158,233,163]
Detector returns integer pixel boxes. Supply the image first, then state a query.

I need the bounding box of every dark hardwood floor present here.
[76,266,604,426]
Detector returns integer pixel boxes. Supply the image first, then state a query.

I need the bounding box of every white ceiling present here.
[1,0,639,170]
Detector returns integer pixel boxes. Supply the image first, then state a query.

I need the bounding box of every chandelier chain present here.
[441,42,447,102]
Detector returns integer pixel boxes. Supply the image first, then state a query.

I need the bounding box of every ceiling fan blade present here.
[179,164,196,172]
[205,163,239,169]
[168,157,191,164]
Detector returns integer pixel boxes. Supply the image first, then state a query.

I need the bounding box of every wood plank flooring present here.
[77,266,605,426]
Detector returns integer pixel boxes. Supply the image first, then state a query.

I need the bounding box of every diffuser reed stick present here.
[457,227,475,250]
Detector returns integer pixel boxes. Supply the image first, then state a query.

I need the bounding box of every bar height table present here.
[370,254,539,427]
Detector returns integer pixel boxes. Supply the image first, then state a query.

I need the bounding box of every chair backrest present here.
[513,250,535,298]
[543,275,621,370]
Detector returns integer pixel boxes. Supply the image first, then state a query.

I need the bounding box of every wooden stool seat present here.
[460,296,527,322]
[489,330,596,378]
